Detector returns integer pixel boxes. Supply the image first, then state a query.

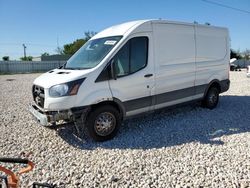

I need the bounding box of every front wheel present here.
[86,105,121,141]
[202,87,219,109]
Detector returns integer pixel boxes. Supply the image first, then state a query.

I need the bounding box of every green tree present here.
[20,56,33,61]
[2,56,9,61]
[55,47,64,55]
[242,49,250,60]
[230,49,242,59]
[84,31,97,40]
[41,52,49,57]
[62,31,97,55]
[63,39,86,55]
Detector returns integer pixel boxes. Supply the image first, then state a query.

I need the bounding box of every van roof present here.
[91,20,149,39]
[91,19,227,40]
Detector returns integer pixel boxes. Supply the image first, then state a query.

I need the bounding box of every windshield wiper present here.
[58,63,66,69]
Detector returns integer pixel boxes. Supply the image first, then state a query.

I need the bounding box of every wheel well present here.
[209,82,221,93]
[203,81,221,99]
[90,101,124,119]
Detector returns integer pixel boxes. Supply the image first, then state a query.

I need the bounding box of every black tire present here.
[86,105,121,142]
[202,87,219,109]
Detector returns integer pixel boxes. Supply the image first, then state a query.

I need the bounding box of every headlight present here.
[49,84,69,97]
[49,78,85,97]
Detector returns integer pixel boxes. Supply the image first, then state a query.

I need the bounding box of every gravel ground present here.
[0,71,249,188]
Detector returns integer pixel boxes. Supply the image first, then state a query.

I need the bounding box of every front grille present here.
[32,85,45,108]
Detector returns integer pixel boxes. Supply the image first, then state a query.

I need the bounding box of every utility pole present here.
[57,36,59,49]
[22,44,26,58]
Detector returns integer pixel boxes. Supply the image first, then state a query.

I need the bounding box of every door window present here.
[114,42,129,76]
[113,37,148,77]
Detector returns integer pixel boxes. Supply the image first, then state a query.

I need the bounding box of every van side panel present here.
[195,26,229,94]
[153,23,196,109]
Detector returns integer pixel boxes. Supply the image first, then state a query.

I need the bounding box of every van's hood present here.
[33,68,92,88]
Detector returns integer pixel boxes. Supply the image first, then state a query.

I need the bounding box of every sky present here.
[0,0,250,60]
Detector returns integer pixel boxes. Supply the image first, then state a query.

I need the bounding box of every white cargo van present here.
[29,19,230,141]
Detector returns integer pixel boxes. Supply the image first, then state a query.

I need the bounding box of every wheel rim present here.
[208,91,218,105]
[94,112,116,136]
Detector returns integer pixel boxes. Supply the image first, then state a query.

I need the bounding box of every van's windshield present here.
[64,36,122,69]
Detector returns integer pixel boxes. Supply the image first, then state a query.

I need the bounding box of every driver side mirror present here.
[110,59,117,80]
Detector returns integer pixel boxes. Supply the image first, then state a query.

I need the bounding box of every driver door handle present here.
[144,74,153,78]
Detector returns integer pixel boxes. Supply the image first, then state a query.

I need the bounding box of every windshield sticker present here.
[104,40,117,45]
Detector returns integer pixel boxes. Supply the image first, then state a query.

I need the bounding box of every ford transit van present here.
[29,19,230,141]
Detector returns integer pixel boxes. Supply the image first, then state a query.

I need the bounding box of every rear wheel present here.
[86,105,121,141]
[202,87,219,109]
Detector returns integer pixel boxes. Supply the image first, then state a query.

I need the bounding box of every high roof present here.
[91,19,227,40]
[91,20,149,39]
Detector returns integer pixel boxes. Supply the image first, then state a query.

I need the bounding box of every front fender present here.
[76,88,113,106]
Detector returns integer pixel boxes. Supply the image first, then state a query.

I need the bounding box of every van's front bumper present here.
[28,104,73,126]
[28,103,90,126]
[29,104,49,126]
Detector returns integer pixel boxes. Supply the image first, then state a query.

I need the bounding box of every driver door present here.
[109,33,155,116]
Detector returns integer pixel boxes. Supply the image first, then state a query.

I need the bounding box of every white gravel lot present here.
[0,71,249,188]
